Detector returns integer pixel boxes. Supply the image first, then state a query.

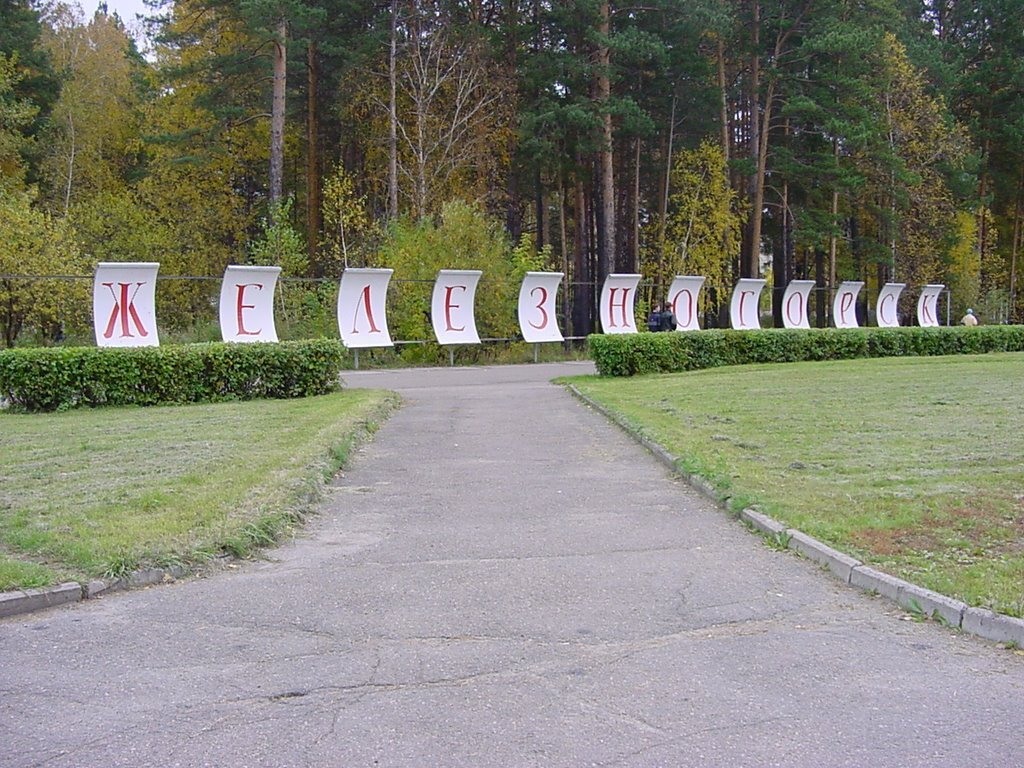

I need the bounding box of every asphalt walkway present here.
[2,362,1022,767]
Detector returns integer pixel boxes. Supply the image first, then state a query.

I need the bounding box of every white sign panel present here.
[667,276,705,331]
[93,262,160,347]
[917,284,944,328]
[338,268,393,348]
[219,265,281,343]
[432,270,482,345]
[729,278,767,330]
[832,281,864,329]
[518,272,564,343]
[875,283,905,328]
[781,280,815,329]
[599,274,641,334]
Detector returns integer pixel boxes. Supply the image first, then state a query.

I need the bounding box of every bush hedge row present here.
[0,340,346,411]
[588,326,1024,377]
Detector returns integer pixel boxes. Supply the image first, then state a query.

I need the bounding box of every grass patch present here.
[569,352,1024,617]
[0,553,59,591]
[0,390,397,590]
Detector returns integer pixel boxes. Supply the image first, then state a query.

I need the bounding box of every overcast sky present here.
[83,0,155,49]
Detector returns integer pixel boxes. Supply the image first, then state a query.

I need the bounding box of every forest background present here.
[1,0,1021,352]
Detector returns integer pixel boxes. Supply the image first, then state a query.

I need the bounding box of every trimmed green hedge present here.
[588,326,1024,376]
[0,340,346,411]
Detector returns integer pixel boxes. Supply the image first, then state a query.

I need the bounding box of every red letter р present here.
[840,292,855,324]
[607,287,631,328]
[738,290,755,327]
[235,283,263,335]
[671,289,693,326]
[785,291,804,326]
[529,286,549,329]
[879,293,894,325]
[351,284,381,334]
[444,285,466,332]
[102,282,149,339]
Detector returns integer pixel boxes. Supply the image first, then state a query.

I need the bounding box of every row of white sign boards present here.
[92,263,945,348]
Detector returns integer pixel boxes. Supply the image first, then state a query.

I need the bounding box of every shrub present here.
[0,340,345,411]
[588,326,1024,376]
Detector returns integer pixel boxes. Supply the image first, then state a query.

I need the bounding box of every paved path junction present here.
[2,362,1022,767]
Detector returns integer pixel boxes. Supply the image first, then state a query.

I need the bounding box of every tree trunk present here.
[306,41,321,268]
[559,179,569,330]
[772,177,789,327]
[269,16,288,209]
[388,0,399,219]
[536,170,545,249]
[718,37,729,165]
[573,173,592,336]
[63,112,76,215]
[658,92,677,297]
[743,0,761,279]
[631,136,640,276]
[596,0,615,283]
[815,248,826,327]
[1011,165,1023,320]
[829,140,840,301]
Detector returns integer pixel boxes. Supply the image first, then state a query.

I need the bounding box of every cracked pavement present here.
[2,361,1022,767]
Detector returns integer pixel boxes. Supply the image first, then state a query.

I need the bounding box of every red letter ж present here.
[102,282,149,339]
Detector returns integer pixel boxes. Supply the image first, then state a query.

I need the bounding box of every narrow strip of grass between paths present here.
[568,352,1024,618]
[0,389,398,591]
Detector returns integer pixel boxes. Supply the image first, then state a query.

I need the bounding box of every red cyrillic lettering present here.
[529,286,549,330]
[879,293,894,324]
[444,285,466,332]
[922,294,935,324]
[607,287,632,328]
[351,284,381,334]
[102,282,149,339]
[670,289,693,327]
[738,290,755,327]
[839,292,855,324]
[785,292,804,326]
[235,283,263,335]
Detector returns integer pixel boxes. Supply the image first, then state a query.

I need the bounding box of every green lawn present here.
[0,390,397,591]
[570,353,1024,617]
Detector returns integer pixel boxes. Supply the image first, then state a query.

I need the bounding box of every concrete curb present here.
[0,565,192,620]
[566,383,1024,648]
[0,582,82,618]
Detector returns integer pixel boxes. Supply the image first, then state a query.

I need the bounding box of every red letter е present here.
[235,283,263,336]
[444,285,466,332]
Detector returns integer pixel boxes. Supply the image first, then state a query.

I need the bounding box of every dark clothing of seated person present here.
[647,306,676,332]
